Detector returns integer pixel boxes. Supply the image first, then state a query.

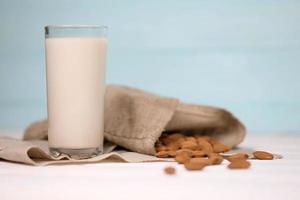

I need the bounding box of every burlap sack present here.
[0,85,246,165]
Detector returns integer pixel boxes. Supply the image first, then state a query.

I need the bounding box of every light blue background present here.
[0,0,299,132]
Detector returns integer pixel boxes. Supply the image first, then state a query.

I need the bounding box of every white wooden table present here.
[0,132,299,200]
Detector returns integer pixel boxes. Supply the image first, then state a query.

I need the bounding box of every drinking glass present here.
[45,25,107,159]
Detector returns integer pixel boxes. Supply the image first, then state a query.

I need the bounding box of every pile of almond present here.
[155,133,274,174]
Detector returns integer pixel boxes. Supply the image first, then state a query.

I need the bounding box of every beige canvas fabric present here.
[0,85,246,165]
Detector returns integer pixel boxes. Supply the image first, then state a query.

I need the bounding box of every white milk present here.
[45,37,107,149]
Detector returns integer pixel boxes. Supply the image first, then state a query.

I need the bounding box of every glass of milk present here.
[45,25,107,159]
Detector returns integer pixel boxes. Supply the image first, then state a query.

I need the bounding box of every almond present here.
[185,137,197,143]
[208,153,223,165]
[155,151,169,158]
[228,160,251,169]
[253,151,273,160]
[164,166,176,175]
[192,150,206,158]
[226,153,248,162]
[176,149,194,157]
[197,140,213,154]
[184,159,207,171]
[155,145,169,152]
[189,157,211,165]
[212,143,230,153]
[175,150,192,164]
[167,150,176,157]
[175,154,190,164]
[180,141,198,150]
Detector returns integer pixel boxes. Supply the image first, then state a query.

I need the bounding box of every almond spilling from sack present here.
[156,150,170,158]
[208,153,223,165]
[155,133,277,173]
[192,150,206,158]
[180,140,198,150]
[175,149,192,164]
[197,139,213,154]
[226,153,249,162]
[212,143,230,153]
[253,151,274,160]
[184,158,207,171]
[228,160,251,169]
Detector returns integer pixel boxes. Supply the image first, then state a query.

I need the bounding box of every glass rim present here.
[45,25,108,30]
